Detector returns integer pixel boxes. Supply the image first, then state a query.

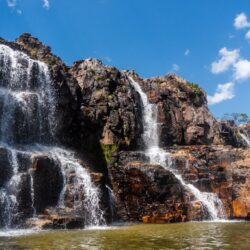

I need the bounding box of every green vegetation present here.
[187,82,202,96]
[222,113,250,124]
[101,143,119,164]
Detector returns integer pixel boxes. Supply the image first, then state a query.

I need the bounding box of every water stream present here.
[239,132,250,147]
[0,44,105,229]
[129,77,225,220]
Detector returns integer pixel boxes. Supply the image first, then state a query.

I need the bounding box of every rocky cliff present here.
[0,34,249,229]
[127,72,219,146]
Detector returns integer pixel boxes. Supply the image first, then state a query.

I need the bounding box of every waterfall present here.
[239,132,250,147]
[0,44,105,229]
[129,77,225,220]
[105,185,116,222]
[48,147,106,227]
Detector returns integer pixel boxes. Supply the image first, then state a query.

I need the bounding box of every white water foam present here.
[239,132,250,147]
[0,229,41,237]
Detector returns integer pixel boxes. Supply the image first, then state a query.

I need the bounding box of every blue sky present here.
[1,0,250,118]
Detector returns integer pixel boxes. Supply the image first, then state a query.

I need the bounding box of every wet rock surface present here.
[0,147,12,187]
[169,146,250,219]
[32,154,64,213]
[109,152,208,222]
[219,121,246,147]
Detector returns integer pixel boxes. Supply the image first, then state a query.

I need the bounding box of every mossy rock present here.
[101,144,119,164]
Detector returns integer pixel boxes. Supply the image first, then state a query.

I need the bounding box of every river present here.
[0,222,249,249]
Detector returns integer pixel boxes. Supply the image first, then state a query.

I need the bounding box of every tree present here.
[222,113,250,124]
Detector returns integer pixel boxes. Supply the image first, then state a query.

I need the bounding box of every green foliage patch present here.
[187,82,202,96]
[101,143,119,164]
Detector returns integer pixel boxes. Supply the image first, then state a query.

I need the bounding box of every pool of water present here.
[0,222,249,249]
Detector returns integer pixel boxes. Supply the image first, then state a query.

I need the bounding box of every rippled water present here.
[0,222,249,250]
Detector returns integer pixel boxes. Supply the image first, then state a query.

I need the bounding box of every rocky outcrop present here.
[219,121,246,147]
[106,146,250,222]
[240,123,250,137]
[70,59,143,166]
[109,152,209,223]
[169,145,250,219]
[127,72,219,146]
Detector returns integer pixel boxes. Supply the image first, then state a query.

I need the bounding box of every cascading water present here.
[0,44,105,229]
[48,147,106,226]
[129,77,225,220]
[105,185,116,222]
[239,132,250,147]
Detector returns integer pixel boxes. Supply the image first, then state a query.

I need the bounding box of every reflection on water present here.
[0,222,249,250]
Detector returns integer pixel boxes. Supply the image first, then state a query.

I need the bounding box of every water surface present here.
[0,222,249,250]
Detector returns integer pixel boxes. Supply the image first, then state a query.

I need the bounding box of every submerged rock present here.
[26,208,85,229]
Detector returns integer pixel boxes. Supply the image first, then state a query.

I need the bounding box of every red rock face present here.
[106,147,250,222]
[108,151,211,223]
[168,146,250,219]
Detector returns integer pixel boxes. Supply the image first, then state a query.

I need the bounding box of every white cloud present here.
[234,13,250,29]
[246,30,250,41]
[7,0,16,8]
[233,59,250,80]
[211,47,240,74]
[207,82,235,105]
[172,64,180,71]
[184,49,190,56]
[208,13,250,105]
[234,13,250,42]
[43,0,50,9]
[16,9,22,14]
